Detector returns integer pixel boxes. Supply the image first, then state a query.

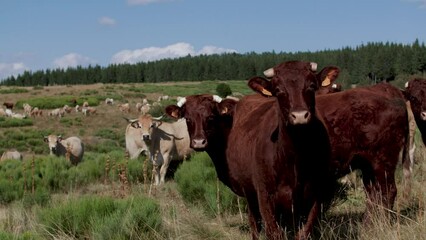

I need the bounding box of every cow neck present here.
[205,119,232,187]
[415,117,426,145]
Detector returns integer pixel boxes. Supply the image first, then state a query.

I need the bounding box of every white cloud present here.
[98,16,117,26]
[0,62,28,80]
[111,42,237,64]
[127,0,175,5]
[53,53,96,69]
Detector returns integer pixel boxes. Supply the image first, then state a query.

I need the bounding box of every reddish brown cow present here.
[224,61,337,240]
[404,78,426,145]
[165,94,238,186]
[316,82,409,217]
[3,102,14,109]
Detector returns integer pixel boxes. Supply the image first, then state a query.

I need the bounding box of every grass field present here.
[0,81,425,239]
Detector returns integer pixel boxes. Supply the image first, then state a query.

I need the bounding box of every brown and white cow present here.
[224,61,337,240]
[127,114,193,185]
[316,82,409,217]
[165,94,238,186]
[43,135,84,165]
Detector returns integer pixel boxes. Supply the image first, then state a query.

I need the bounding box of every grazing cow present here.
[11,113,27,119]
[63,105,72,113]
[43,135,84,165]
[124,120,149,159]
[23,103,32,116]
[316,82,409,217]
[404,78,426,145]
[82,106,97,115]
[157,95,169,102]
[140,104,151,115]
[48,108,65,118]
[1,149,23,161]
[126,114,193,185]
[191,61,335,240]
[165,95,238,187]
[82,101,89,108]
[135,102,143,112]
[3,102,14,109]
[118,103,130,113]
[30,107,43,117]
[105,98,114,105]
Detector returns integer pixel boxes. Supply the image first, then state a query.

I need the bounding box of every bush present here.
[37,195,163,239]
[174,152,244,216]
[215,83,232,98]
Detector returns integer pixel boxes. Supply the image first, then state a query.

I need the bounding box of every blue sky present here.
[1,0,426,80]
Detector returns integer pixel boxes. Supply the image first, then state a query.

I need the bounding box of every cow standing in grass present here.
[43,135,84,165]
[126,114,193,185]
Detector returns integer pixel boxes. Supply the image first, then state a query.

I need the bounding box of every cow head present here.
[316,66,341,95]
[43,134,63,155]
[127,115,162,142]
[165,94,237,150]
[248,61,339,125]
[405,78,426,121]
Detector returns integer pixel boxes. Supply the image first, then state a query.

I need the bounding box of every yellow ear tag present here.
[261,88,273,96]
[321,77,331,87]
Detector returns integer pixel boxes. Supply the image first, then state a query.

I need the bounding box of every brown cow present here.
[225,61,337,240]
[165,94,238,186]
[3,102,14,109]
[316,82,409,218]
[404,78,426,145]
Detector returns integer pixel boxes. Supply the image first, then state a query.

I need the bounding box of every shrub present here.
[215,83,232,98]
[37,195,163,239]
[174,152,243,216]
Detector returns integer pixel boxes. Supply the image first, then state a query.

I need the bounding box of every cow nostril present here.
[143,135,150,141]
[304,111,310,119]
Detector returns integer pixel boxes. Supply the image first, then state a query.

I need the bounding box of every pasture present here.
[0,81,425,239]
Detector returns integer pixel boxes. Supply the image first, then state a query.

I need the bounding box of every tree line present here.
[1,40,425,89]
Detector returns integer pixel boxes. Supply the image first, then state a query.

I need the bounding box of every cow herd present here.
[162,61,426,239]
[1,60,425,239]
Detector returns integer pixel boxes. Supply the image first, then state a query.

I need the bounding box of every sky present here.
[1,0,426,81]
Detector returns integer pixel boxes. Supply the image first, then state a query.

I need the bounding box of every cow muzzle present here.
[142,135,150,141]
[289,110,311,125]
[191,138,208,149]
[421,111,426,121]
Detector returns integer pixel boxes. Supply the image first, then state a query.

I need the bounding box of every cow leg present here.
[151,151,161,185]
[159,152,171,184]
[257,191,283,240]
[362,163,397,221]
[245,195,262,240]
[295,201,319,240]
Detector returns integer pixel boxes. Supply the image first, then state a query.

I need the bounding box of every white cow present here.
[43,135,84,165]
[127,115,193,185]
[1,149,23,161]
[124,120,149,159]
[105,98,114,105]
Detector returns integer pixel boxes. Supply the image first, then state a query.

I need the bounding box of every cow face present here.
[129,115,162,142]
[249,61,321,125]
[165,95,236,150]
[405,78,426,121]
[43,135,63,155]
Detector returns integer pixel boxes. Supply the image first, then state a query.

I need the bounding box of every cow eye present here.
[307,83,317,91]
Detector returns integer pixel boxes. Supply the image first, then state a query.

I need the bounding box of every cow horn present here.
[263,68,275,77]
[177,97,187,107]
[123,117,138,123]
[212,95,222,103]
[152,115,163,120]
[332,83,338,89]
[310,62,318,71]
[405,81,409,88]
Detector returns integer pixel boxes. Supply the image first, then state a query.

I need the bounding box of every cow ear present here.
[130,121,140,128]
[58,135,63,142]
[218,99,238,116]
[318,66,340,87]
[248,76,273,97]
[165,105,182,119]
